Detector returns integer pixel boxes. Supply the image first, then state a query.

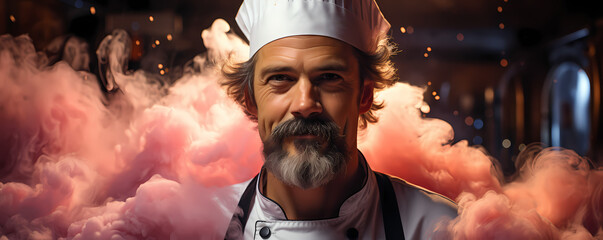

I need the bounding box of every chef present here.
[221,0,458,239]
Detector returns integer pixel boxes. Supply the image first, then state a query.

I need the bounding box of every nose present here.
[291,76,322,118]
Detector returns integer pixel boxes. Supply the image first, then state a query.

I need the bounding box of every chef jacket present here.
[224,152,458,240]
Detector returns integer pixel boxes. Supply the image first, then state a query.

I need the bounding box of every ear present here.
[359,80,374,114]
[244,88,258,117]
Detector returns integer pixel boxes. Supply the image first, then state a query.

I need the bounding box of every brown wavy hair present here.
[221,38,398,129]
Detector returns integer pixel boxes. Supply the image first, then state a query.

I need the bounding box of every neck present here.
[262,150,365,220]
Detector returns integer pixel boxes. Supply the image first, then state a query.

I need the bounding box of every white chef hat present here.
[235,0,391,58]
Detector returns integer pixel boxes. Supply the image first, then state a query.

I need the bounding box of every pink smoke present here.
[433,147,603,239]
[0,19,602,239]
[361,83,603,239]
[0,19,261,239]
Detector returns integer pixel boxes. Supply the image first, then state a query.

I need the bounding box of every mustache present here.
[269,117,342,143]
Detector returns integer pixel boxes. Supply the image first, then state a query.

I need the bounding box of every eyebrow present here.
[310,62,349,73]
[259,62,349,79]
[259,66,297,79]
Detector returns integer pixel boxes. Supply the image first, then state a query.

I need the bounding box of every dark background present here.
[2,0,602,177]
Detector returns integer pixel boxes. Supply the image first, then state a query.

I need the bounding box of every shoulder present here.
[389,175,457,213]
[223,177,256,239]
[384,173,458,239]
[231,177,256,199]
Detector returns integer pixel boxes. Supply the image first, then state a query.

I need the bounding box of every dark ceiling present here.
[3,0,599,58]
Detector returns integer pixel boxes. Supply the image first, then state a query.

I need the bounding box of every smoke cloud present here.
[0,19,261,239]
[0,19,601,239]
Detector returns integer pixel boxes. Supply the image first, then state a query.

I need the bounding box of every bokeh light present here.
[474,118,484,130]
[502,139,512,148]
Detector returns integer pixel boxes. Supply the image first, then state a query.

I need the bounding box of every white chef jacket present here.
[226,153,458,240]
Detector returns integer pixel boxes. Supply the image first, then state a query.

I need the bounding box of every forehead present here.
[255,35,358,69]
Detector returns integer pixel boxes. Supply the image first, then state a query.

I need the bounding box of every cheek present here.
[320,91,359,128]
[254,86,290,140]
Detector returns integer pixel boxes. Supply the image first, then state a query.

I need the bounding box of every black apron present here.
[225,172,405,239]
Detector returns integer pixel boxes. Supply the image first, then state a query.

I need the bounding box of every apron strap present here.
[375,172,406,240]
[224,174,258,240]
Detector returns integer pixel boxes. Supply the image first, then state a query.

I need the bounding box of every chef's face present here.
[247,35,373,188]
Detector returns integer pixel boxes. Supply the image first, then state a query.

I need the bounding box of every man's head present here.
[252,35,372,189]
[222,0,397,189]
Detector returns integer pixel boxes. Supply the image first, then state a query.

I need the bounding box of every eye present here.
[267,74,293,82]
[318,73,342,81]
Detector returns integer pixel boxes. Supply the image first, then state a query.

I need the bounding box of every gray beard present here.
[264,141,346,189]
[262,118,348,189]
